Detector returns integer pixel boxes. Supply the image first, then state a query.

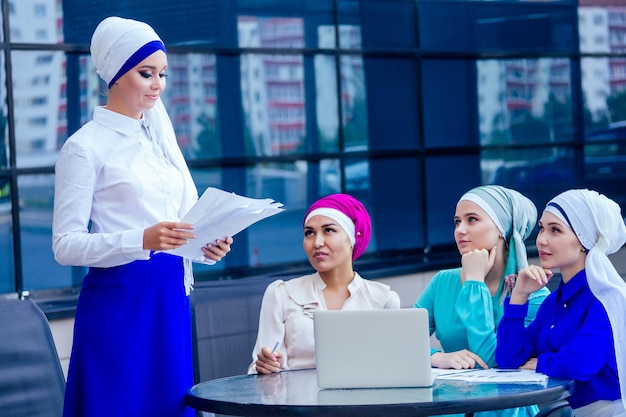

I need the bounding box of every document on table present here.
[166,187,284,262]
[435,369,548,384]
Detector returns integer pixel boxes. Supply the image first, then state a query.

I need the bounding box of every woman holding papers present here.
[52,17,232,417]
[249,193,400,374]
[497,189,626,417]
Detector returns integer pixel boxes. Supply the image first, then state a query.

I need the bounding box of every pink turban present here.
[303,194,372,260]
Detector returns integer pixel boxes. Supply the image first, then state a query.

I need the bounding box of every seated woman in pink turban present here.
[248,193,400,374]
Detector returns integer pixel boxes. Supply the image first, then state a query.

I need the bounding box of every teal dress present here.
[414,267,550,417]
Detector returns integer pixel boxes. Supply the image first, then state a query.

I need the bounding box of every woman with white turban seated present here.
[52,16,232,417]
[497,189,626,417]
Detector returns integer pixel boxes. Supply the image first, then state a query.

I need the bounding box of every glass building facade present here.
[1,0,625,304]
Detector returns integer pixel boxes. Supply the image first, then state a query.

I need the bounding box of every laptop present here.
[313,308,435,389]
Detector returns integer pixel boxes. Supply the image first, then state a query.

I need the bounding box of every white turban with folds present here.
[545,189,626,412]
[90,16,200,294]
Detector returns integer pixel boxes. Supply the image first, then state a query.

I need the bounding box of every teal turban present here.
[459,185,538,275]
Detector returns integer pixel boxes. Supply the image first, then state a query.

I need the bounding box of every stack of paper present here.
[167,187,284,262]
[435,368,549,384]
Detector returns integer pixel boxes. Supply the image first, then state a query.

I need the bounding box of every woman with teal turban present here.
[414,185,550,417]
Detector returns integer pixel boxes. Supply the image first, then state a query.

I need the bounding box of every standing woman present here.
[497,189,626,416]
[414,185,549,371]
[249,193,400,374]
[52,17,232,417]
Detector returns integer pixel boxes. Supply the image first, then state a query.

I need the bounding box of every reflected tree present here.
[342,97,368,149]
[607,90,626,123]
[196,111,220,159]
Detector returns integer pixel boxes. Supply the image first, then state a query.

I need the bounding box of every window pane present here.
[422,59,478,149]
[338,0,417,49]
[12,51,67,168]
[584,123,626,211]
[246,162,307,266]
[315,53,339,152]
[63,2,229,47]
[0,181,13,294]
[369,157,423,251]
[241,54,306,156]
[341,56,369,150]
[320,158,341,195]
[0,49,7,168]
[419,1,577,53]
[238,16,304,48]
[578,5,626,55]
[426,155,481,246]
[478,58,574,147]
[161,53,220,160]
[486,147,576,209]
[10,3,55,43]
[19,174,74,290]
[582,57,626,129]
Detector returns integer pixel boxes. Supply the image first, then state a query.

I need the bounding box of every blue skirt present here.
[63,253,195,417]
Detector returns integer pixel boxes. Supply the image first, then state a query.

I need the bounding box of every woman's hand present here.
[255,346,284,374]
[201,236,233,262]
[143,222,195,250]
[519,357,538,371]
[431,350,489,370]
[461,247,497,283]
[510,265,553,305]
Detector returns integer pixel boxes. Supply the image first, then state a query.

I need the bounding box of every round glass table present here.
[187,368,574,417]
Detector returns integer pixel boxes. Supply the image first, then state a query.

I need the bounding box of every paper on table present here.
[435,368,548,384]
[166,187,284,262]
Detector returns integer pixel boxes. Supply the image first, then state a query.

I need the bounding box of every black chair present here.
[0,297,66,417]
[535,400,573,417]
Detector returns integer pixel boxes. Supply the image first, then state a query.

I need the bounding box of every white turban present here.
[90,16,166,88]
[90,16,200,294]
[546,189,626,411]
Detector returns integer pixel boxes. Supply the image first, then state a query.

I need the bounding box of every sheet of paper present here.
[165,187,284,262]
[434,368,548,384]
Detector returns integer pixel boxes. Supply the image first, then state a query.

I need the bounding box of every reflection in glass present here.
[584,123,626,211]
[245,162,306,266]
[12,51,67,167]
[485,147,576,208]
[0,50,7,168]
[241,53,306,156]
[0,181,13,294]
[340,55,368,150]
[9,2,59,44]
[315,53,339,152]
[581,58,626,129]
[161,53,219,160]
[19,174,74,291]
[478,58,573,149]
[320,158,341,195]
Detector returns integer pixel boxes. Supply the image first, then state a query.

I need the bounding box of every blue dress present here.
[63,253,195,417]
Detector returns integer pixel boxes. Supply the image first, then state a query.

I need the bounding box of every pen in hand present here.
[271,341,280,354]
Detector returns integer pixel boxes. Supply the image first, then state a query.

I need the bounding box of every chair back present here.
[0,297,65,417]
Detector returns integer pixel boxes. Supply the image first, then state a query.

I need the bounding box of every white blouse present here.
[52,106,184,268]
[248,272,401,373]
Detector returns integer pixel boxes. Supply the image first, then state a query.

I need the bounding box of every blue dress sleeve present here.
[496,299,539,368]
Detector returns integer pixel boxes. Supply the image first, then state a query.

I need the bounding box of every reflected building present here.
[239,16,305,156]
[579,0,626,123]
[10,0,66,167]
